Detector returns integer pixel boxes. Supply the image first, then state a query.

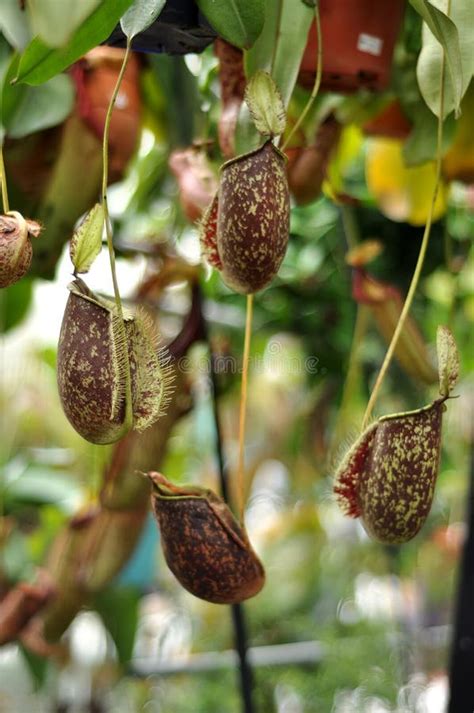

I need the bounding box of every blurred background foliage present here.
[0,2,473,712]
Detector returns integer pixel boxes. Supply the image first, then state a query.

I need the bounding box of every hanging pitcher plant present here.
[200,70,290,295]
[334,326,459,544]
[55,1,173,446]
[148,472,265,604]
[0,211,42,288]
[0,4,472,708]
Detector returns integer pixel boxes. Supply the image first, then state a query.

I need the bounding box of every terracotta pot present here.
[299,0,405,93]
[363,100,412,139]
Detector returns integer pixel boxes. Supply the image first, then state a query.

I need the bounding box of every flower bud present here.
[149,472,265,604]
[0,211,41,288]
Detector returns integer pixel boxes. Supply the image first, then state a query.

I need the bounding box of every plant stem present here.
[281,2,322,152]
[101,39,133,430]
[206,301,255,713]
[0,145,10,214]
[102,40,131,312]
[237,294,254,524]
[361,53,446,430]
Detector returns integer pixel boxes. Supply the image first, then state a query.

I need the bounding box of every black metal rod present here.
[447,451,474,713]
[200,286,255,713]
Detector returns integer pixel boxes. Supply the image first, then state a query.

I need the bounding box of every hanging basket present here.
[299,0,405,93]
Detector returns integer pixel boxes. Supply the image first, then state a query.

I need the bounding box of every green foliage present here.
[28,0,102,48]
[0,277,32,333]
[14,0,135,85]
[95,586,140,665]
[120,0,166,40]
[69,203,104,275]
[409,0,464,116]
[236,0,313,153]
[196,0,265,50]
[19,645,48,689]
[2,57,74,139]
[245,70,286,137]
[0,0,31,50]
[0,6,472,713]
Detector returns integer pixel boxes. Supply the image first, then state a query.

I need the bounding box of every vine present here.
[361,46,446,429]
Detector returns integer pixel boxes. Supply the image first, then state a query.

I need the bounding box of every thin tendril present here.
[101,39,133,428]
[361,50,446,430]
[282,2,322,152]
[237,294,253,524]
[0,145,10,214]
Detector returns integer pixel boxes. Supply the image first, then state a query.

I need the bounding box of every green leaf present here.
[14,0,135,86]
[245,0,313,107]
[437,325,459,397]
[245,70,286,137]
[0,278,32,334]
[120,0,166,40]
[0,0,31,51]
[19,645,49,689]
[235,0,313,153]
[409,0,464,117]
[402,104,455,165]
[95,586,140,665]
[69,203,105,274]
[196,0,264,49]
[6,74,74,139]
[1,53,27,132]
[28,0,101,48]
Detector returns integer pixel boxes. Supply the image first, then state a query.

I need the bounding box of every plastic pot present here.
[299,0,405,93]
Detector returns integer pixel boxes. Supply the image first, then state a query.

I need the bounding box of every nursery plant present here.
[0,1,473,712]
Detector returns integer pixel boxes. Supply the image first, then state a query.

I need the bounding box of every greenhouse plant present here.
[0,1,473,712]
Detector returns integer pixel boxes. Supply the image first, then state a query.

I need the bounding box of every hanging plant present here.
[334,326,459,544]
[0,211,42,288]
[149,472,265,604]
[57,277,172,444]
[57,0,173,445]
[200,70,290,295]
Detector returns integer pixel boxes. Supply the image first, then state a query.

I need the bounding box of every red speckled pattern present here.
[0,214,32,288]
[217,141,290,294]
[334,423,378,518]
[151,476,265,604]
[359,400,445,543]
